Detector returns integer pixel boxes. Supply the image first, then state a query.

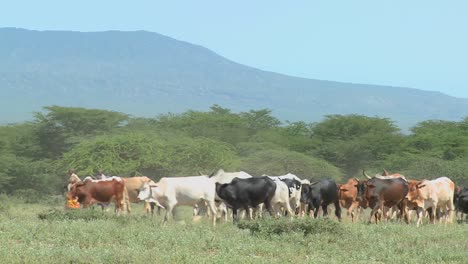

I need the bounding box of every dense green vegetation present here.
[1,105,468,196]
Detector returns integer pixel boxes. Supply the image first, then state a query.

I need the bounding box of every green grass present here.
[0,197,467,263]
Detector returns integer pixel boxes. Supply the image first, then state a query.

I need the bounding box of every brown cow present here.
[357,177,409,224]
[338,178,368,222]
[68,176,126,215]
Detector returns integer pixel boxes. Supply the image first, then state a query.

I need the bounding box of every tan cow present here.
[406,177,455,227]
[121,176,153,213]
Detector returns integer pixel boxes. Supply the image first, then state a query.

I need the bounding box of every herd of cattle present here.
[66,169,468,227]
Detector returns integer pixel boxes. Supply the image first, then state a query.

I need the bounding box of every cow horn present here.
[362,170,372,179]
[383,169,390,176]
[354,177,360,182]
[198,171,204,176]
[208,169,218,178]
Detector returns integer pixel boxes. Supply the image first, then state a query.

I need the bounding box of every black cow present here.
[356,177,409,224]
[301,179,341,220]
[457,187,468,219]
[215,176,277,223]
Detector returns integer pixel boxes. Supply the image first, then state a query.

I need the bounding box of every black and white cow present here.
[215,176,277,223]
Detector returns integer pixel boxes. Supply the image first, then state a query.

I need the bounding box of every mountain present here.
[1,27,467,130]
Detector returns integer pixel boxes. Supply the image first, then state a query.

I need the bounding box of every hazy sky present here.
[2,1,467,98]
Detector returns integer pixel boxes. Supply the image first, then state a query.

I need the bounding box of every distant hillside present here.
[1,28,467,129]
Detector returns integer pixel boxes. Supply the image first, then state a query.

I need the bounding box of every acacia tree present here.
[33,106,129,158]
[58,132,240,182]
[406,120,468,160]
[310,114,404,176]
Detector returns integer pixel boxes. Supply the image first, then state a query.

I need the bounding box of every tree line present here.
[1,105,467,196]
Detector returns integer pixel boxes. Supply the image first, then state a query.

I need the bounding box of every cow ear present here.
[367,184,375,188]
[339,187,348,192]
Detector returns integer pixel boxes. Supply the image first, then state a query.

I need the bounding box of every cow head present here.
[137,182,164,209]
[67,181,86,201]
[406,180,425,201]
[355,181,368,202]
[300,183,311,203]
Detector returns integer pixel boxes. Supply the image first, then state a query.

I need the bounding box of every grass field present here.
[0,196,467,264]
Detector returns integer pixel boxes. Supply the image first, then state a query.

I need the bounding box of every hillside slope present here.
[1,28,467,129]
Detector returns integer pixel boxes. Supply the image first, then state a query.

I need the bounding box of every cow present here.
[364,170,408,181]
[121,176,154,214]
[454,186,465,219]
[301,179,341,220]
[456,187,468,220]
[215,176,277,223]
[210,169,253,184]
[265,173,302,214]
[269,179,296,218]
[299,179,311,217]
[338,178,368,222]
[137,176,218,226]
[67,176,126,215]
[208,169,253,220]
[280,178,302,213]
[356,177,409,224]
[406,177,455,226]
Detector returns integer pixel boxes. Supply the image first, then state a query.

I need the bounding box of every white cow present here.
[138,176,218,226]
[210,169,253,184]
[270,179,295,218]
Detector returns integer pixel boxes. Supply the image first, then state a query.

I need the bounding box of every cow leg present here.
[334,200,342,221]
[322,203,329,218]
[401,200,409,224]
[429,206,436,224]
[369,205,380,224]
[348,202,358,222]
[312,196,325,218]
[300,203,307,218]
[206,200,217,227]
[144,202,151,214]
[233,208,239,223]
[264,200,275,218]
[283,201,295,220]
[164,203,175,223]
[246,206,253,220]
[150,203,155,216]
[356,206,362,222]
[447,200,454,224]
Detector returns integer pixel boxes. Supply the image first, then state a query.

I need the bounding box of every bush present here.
[237,218,344,238]
[38,208,113,221]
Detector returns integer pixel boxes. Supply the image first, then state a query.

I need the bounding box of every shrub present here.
[237,217,344,238]
[38,208,113,221]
